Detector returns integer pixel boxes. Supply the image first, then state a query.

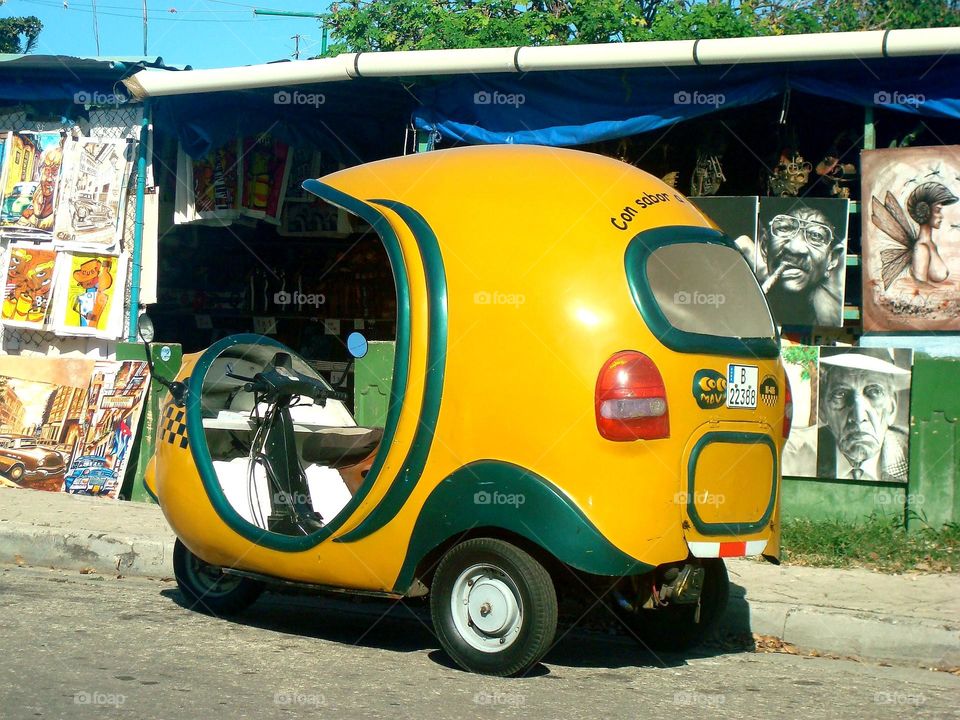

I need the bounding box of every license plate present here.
[726,364,758,409]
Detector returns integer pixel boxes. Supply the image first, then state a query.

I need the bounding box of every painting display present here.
[0,356,148,498]
[52,137,129,247]
[755,197,849,328]
[1,244,60,328]
[192,141,241,222]
[688,196,759,247]
[240,134,291,224]
[0,131,65,242]
[816,347,913,483]
[861,146,960,331]
[50,251,127,339]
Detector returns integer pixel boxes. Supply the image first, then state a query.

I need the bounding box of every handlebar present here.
[227,357,348,405]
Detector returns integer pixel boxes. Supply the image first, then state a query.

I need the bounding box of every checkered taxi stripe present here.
[161,405,189,449]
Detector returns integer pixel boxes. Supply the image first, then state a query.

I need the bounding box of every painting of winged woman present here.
[862,146,960,331]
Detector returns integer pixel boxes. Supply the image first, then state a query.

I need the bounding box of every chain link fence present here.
[0,105,145,356]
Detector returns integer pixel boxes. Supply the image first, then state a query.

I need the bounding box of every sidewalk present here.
[1,486,957,668]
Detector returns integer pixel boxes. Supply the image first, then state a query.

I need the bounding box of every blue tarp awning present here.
[411,55,960,146]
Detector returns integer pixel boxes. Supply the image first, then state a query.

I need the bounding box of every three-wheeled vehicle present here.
[145,145,789,677]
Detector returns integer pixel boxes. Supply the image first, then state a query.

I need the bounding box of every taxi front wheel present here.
[172,539,264,616]
[430,538,558,677]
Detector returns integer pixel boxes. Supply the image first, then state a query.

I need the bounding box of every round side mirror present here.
[346,331,368,359]
[138,313,156,343]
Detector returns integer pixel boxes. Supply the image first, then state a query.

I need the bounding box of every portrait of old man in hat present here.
[817,349,912,482]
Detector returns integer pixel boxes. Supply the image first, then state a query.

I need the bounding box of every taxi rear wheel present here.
[430,538,557,677]
[172,538,263,616]
[6,464,24,481]
[612,558,729,652]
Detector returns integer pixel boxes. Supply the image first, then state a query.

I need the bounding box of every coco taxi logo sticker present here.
[759,374,779,406]
[692,369,726,409]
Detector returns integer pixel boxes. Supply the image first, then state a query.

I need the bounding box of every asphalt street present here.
[2,565,957,720]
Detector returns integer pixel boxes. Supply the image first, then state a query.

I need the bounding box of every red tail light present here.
[595,351,669,441]
[783,373,793,440]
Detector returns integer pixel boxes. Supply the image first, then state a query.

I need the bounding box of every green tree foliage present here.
[322,0,960,54]
[0,6,43,54]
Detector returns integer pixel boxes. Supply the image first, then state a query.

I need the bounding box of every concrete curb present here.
[721,595,960,668]
[0,523,175,578]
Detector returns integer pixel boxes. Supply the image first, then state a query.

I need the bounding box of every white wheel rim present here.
[450,563,523,653]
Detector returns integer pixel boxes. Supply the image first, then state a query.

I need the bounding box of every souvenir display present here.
[690,152,725,196]
[768,150,811,197]
[192,140,241,222]
[240,134,291,224]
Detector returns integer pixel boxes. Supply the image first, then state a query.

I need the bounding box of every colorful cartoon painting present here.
[51,251,127,338]
[52,137,129,247]
[1,244,59,328]
[862,146,960,331]
[0,131,65,242]
[240,134,291,224]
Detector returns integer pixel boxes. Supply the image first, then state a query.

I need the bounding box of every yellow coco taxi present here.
[145,145,790,677]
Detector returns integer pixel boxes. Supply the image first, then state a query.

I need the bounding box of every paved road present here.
[2,565,957,720]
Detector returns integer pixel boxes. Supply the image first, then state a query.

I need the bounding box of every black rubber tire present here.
[172,538,264,616]
[430,538,557,677]
[6,464,24,481]
[613,558,729,652]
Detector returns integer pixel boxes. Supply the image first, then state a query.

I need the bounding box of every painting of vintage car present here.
[0,435,66,481]
[63,455,117,496]
[0,182,39,224]
[71,198,115,232]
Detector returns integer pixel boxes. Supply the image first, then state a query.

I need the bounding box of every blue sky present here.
[5,0,329,68]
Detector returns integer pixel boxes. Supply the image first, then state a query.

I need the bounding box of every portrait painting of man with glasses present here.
[752,198,850,327]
